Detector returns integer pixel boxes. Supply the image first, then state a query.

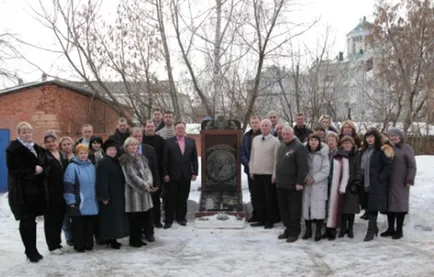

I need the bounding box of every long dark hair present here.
[362,128,382,152]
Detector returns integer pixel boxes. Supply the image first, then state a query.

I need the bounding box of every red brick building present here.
[0,80,128,143]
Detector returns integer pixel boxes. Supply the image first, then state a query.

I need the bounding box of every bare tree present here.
[367,0,434,133]
[32,0,183,123]
[0,32,21,86]
[239,0,316,130]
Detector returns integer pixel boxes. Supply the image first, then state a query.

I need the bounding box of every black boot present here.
[278,229,289,240]
[321,228,331,240]
[364,212,378,241]
[314,220,323,242]
[338,215,347,238]
[302,220,312,240]
[381,212,395,237]
[393,213,405,240]
[19,220,40,263]
[328,228,337,240]
[347,214,355,238]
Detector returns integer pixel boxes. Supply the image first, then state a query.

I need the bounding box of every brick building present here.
[0,80,128,144]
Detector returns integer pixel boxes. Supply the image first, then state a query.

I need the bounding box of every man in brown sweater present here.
[249,119,280,229]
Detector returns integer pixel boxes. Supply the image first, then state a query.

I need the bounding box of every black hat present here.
[102,138,119,153]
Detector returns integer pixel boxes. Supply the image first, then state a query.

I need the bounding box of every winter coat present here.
[240,129,261,174]
[302,144,330,220]
[96,156,129,240]
[388,142,416,212]
[362,145,394,212]
[342,149,362,214]
[6,140,48,221]
[63,157,99,216]
[45,151,68,211]
[326,151,349,228]
[119,153,154,213]
[294,125,313,142]
[108,129,131,147]
[275,138,309,189]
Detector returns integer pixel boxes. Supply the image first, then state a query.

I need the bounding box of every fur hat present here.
[388,128,405,141]
[102,138,119,153]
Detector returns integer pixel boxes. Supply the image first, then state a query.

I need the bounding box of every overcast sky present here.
[0,0,377,88]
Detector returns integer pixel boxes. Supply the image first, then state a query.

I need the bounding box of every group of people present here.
[6,109,198,262]
[242,111,417,243]
[6,108,417,263]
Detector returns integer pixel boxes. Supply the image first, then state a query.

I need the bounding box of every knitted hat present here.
[102,138,119,153]
[388,128,405,141]
[89,136,103,146]
[43,131,57,142]
[312,123,326,132]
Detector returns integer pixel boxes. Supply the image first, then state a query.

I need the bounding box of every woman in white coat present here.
[302,134,330,241]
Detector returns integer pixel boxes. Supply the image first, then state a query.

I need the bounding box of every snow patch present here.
[194,214,246,229]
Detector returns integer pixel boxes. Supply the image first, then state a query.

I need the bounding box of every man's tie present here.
[178,138,185,155]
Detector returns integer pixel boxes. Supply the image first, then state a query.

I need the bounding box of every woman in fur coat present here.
[302,134,330,241]
[119,137,154,248]
[360,128,394,241]
[6,122,48,262]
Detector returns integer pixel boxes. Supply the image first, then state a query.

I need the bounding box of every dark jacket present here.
[275,138,309,189]
[342,148,362,214]
[109,129,131,147]
[142,134,165,180]
[240,129,261,174]
[96,156,129,240]
[163,136,199,181]
[45,151,68,209]
[294,125,313,142]
[363,145,394,212]
[155,121,165,132]
[6,140,48,220]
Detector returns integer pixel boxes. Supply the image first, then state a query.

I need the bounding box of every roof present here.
[346,17,374,36]
[0,79,126,108]
[0,79,97,98]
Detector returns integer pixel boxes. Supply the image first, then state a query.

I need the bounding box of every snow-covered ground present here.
[1,157,434,277]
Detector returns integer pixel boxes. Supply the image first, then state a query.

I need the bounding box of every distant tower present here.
[346,16,373,58]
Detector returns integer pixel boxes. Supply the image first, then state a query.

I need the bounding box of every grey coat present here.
[119,153,153,213]
[388,142,416,212]
[302,144,330,220]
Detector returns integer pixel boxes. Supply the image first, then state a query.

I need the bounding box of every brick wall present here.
[0,84,121,144]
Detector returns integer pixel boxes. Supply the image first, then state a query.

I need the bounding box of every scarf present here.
[361,147,374,191]
[18,137,37,157]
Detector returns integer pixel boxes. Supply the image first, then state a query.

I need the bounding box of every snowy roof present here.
[346,17,374,36]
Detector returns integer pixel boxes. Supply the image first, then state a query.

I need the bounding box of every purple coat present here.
[388,142,417,212]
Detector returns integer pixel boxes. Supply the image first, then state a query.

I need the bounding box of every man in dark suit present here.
[162,122,199,229]
[130,127,160,242]
[142,120,165,228]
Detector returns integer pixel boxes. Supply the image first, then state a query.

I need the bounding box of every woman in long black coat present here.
[360,128,394,241]
[339,136,362,239]
[96,139,129,249]
[6,122,48,262]
[43,132,69,255]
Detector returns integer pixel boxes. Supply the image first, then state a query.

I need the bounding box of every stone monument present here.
[194,116,246,229]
